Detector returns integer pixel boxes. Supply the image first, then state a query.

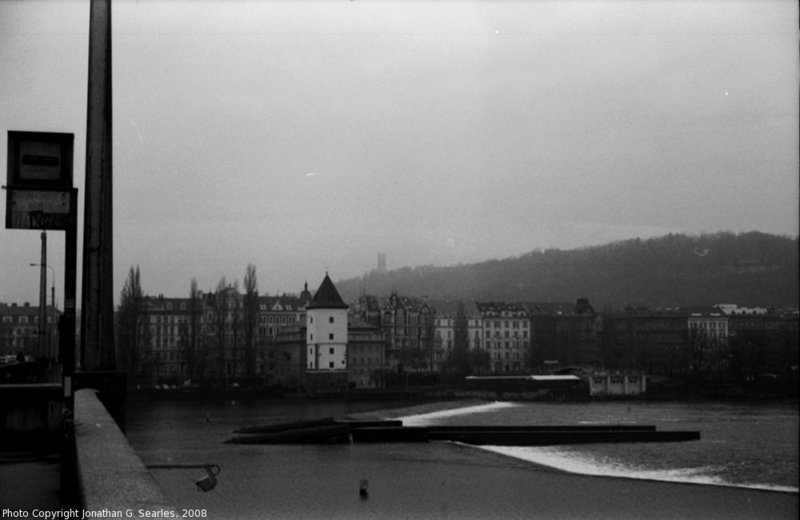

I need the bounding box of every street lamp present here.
[30,263,55,310]
[145,464,221,492]
[30,263,56,360]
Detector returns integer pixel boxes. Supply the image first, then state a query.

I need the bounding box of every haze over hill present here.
[335,232,799,310]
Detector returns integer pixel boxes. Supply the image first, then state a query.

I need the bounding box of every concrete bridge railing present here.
[74,388,178,513]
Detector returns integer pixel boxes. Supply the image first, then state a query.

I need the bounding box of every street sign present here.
[5,188,76,230]
[6,131,74,188]
[4,131,76,230]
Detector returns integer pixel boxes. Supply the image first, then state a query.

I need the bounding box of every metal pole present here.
[38,231,47,359]
[31,262,56,359]
[50,268,55,358]
[63,190,78,397]
[82,0,115,370]
[60,189,79,506]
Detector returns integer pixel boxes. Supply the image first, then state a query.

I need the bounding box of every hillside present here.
[335,232,799,309]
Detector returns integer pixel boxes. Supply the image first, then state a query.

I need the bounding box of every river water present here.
[394,400,799,493]
[126,397,798,519]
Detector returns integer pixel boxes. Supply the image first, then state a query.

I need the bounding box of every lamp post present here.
[30,263,56,309]
[30,262,56,359]
[145,464,221,492]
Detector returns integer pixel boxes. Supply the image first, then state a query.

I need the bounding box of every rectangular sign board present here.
[5,188,76,230]
[6,131,74,189]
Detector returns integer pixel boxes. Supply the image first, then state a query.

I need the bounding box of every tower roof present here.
[307,274,349,310]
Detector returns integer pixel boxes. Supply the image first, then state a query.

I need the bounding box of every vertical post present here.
[38,231,47,359]
[82,0,115,370]
[50,280,55,358]
[63,191,78,398]
[61,188,79,507]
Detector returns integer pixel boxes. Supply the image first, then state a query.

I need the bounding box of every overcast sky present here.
[1,0,798,307]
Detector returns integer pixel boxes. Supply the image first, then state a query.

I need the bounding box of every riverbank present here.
[130,377,799,405]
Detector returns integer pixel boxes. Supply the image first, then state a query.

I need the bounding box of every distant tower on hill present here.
[378,253,386,273]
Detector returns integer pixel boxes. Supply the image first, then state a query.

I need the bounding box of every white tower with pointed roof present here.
[306,273,349,371]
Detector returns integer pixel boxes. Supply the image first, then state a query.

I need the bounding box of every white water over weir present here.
[398,401,521,426]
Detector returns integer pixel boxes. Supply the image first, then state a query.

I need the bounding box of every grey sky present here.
[1,0,797,306]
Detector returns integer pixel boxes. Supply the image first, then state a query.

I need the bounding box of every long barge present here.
[225,418,699,446]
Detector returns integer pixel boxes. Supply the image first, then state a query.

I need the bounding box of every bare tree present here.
[178,277,203,385]
[442,301,472,380]
[687,328,709,381]
[214,277,228,387]
[0,319,11,354]
[117,266,151,389]
[243,264,259,386]
[189,278,204,385]
[231,279,241,383]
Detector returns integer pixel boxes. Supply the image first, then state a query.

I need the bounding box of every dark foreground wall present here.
[0,383,62,446]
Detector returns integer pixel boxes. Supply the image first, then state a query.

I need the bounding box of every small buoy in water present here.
[359,479,369,499]
[205,413,211,423]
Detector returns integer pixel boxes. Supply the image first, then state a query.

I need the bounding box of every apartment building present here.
[527,298,600,371]
[0,302,60,359]
[144,295,200,384]
[350,292,434,373]
[719,304,788,379]
[602,308,687,376]
[430,300,482,372]
[347,317,384,388]
[476,301,529,374]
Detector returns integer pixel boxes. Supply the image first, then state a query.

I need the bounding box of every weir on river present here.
[224,417,701,445]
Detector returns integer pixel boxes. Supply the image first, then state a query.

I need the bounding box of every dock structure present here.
[224,418,700,446]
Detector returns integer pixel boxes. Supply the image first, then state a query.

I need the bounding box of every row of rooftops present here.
[2,296,797,320]
[0,302,59,315]
[353,295,598,318]
[3,269,797,321]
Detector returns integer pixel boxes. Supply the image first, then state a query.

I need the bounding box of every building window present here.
[329,333,334,340]
[329,316,334,323]
[329,362,334,369]
[329,347,335,355]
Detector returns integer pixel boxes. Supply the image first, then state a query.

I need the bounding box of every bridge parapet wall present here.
[74,388,177,513]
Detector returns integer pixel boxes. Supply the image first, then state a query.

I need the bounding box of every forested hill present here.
[335,232,799,309]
